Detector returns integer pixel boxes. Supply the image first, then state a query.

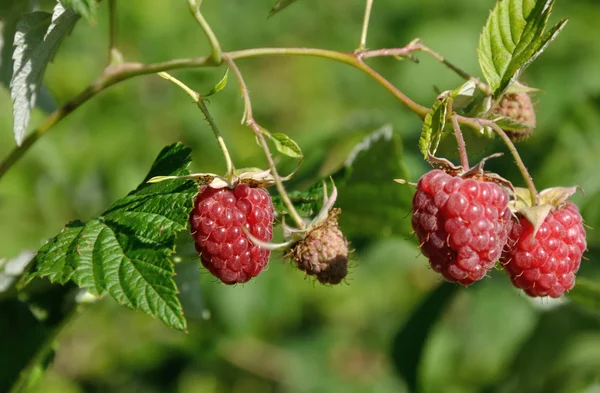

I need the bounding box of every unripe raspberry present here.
[189,183,274,284]
[502,201,586,298]
[493,92,536,141]
[290,208,349,285]
[412,169,512,285]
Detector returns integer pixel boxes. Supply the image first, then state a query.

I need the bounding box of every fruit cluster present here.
[411,168,586,298]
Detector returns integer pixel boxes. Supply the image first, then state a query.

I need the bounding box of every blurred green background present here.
[2,0,600,392]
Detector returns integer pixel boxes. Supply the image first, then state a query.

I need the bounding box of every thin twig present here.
[451,115,469,170]
[458,115,538,204]
[107,0,123,65]
[187,0,223,64]
[358,0,374,51]
[0,44,430,180]
[224,56,306,230]
[157,72,234,177]
[416,44,491,95]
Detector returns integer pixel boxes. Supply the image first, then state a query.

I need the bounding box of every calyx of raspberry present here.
[420,153,514,190]
[509,186,580,236]
[147,167,276,188]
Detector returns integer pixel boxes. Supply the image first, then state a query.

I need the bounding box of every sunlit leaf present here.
[10,3,79,145]
[478,0,568,96]
[26,143,198,331]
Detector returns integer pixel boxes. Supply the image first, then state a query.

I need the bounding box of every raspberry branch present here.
[225,56,307,230]
[187,0,223,65]
[0,43,494,181]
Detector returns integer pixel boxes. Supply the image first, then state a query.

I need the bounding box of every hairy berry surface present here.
[189,183,274,284]
[493,92,536,140]
[502,202,586,298]
[412,170,511,285]
[291,208,349,285]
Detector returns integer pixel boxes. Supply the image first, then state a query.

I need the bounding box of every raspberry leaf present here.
[26,143,197,331]
[273,181,324,217]
[59,0,96,22]
[262,130,303,159]
[203,68,229,97]
[10,3,79,146]
[335,125,412,239]
[478,0,568,97]
[419,94,449,159]
[268,0,299,18]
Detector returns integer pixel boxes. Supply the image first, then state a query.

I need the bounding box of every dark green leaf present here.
[335,125,413,239]
[27,143,198,331]
[0,283,77,393]
[478,0,568,97]
[391,282,458,392]
[272,180,324,217]
[268,0,299,18]
[59,0,96,22]
[10,3,79,145]
[418,96,449,159]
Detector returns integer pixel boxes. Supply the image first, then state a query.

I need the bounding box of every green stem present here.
[107,0,123,65]
[156,72,234,178]
[358,0,374,51]
[450,114,469,170]
[225,56,306,230]
[196,101,234,178]
[414,44,491,95]
[459,116,538,204]
[0,45,430,181]
[187,0,222,64]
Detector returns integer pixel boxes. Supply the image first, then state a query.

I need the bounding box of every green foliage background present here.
[1,0,600,392]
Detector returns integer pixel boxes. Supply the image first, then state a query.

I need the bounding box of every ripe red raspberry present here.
[412,169,512,285]
[189,183,274,284]
[492,92,536,141]
[502,202,586,298]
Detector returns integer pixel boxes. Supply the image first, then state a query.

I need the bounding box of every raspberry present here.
[411,169,512,285]
[289,208,349,285]
[493,92,536,141]
[501,202,586,298]
[189,183,274,284]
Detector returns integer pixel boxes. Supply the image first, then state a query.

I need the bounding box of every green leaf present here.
[203,68,228,97]
[59,0,96,22]
[478,0,568,97]
[419,95,449,159]
[449,80,477,111]
[392,282,458,392]
[266,132,303,159]
[335,125,413,240]
[10,3,79,146]
[272,180,324,217]
[27,143,198,331]
[568,278,600,311]
[494,115,533,132]
[268,0,299,18]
